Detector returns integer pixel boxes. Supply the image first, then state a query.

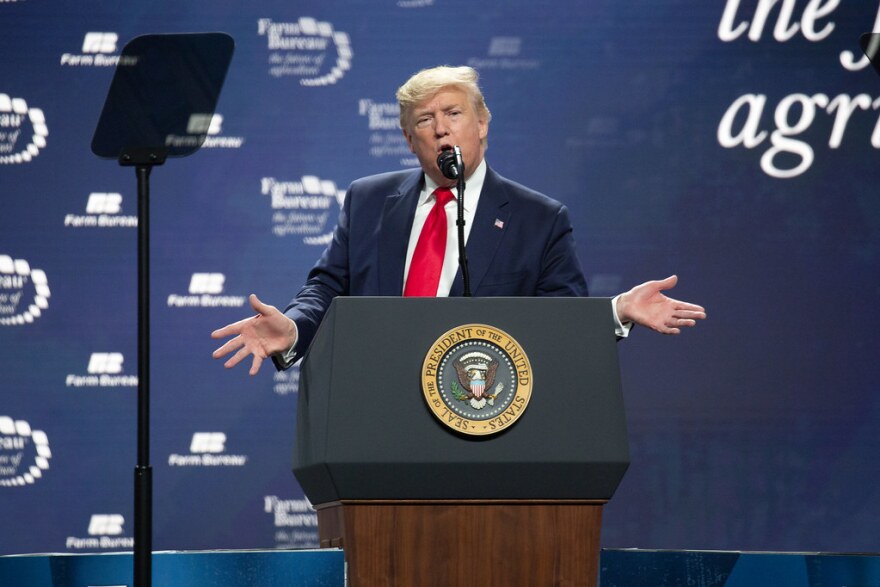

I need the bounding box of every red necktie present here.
[404,187,455,297]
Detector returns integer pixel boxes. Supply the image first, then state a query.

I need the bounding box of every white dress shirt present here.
[402,159,486,296]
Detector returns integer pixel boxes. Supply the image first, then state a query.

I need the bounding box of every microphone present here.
[437,148,460,180]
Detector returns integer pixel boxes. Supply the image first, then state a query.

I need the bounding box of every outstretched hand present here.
[615,275,706,335]
[211,294,297,375]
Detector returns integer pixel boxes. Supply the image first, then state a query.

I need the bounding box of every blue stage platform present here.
[0,549,344,587]
[4,548,879,586]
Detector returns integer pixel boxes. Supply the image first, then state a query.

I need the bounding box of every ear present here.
[478,117,489,142]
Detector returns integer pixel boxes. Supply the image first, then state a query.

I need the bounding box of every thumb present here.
[248,293,273,315]
[657,274,678,291]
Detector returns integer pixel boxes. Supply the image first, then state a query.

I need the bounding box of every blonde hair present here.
[396,65,492,132]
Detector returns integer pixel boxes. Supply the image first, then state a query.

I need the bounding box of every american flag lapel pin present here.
[494,218,504,229]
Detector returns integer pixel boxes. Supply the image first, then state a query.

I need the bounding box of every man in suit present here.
[212,66,706,374]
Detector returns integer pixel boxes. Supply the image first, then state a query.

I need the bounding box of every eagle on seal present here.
[454,356,499,401]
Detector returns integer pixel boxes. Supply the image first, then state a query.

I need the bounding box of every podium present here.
[293,297,630,586]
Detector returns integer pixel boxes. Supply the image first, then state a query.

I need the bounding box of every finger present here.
[665,312,697,326]
[211,316,255,339]
[249,354,264,376]
[674,302,706,313]
[657,324,681,335]
[224,345,253,369]
[211,325,236,339]
[672,309,706,320]
[212,335,244,359]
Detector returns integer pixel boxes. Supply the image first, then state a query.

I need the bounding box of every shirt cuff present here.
[611,294,633,338]
[271,318,300,370]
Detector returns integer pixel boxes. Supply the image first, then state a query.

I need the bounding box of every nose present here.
[433,117,449,137]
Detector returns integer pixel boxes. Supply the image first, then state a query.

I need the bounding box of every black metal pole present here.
[134,164,152,587]
[456,173,470,297]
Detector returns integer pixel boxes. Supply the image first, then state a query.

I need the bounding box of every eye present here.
[415,116,432,129]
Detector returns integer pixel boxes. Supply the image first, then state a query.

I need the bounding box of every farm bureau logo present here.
[166,273,247,308]
[164,113,245,150]
[66,514,133,550]
[0,416,51,487]
[260,175,346,243]
[359,99,417,167]
[421,324,533,436]
[273,367,300,396]
[468,36,540,70]
[0,255,50,326]
[65,353,138,388]
[64,193,138,228]
[264,495,318,548]
[168,432,248,467]
[257,17,352,85]
[0,94,47,165]
[60,32,136,68]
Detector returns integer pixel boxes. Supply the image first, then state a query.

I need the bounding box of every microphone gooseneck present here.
[436,146,471,296]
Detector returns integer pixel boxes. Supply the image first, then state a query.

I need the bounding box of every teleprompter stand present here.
[294,297,630,586]
[91,33,234,587]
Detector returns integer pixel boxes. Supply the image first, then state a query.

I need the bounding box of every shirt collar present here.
[421,158,487,213]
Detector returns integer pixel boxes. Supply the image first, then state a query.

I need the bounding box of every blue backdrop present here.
[2,0,880,555]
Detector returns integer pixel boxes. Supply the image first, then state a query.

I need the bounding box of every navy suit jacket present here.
[282,165,588,360]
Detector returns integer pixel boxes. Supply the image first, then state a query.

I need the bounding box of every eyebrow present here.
[414,102,464,118]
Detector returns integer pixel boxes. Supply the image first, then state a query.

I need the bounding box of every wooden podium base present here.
[316,500,605,587]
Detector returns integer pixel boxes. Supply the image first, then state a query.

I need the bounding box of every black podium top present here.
[293,297,630,503]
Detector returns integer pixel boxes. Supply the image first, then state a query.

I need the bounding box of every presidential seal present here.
[421,324,533,436]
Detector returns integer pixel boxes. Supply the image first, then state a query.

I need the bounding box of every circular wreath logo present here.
[421,324,532,436]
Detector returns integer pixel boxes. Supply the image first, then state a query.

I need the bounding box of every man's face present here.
[402,87,488,187]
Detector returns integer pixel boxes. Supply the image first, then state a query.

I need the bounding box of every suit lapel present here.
[378,171,423,295]
[450,167,510,296]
